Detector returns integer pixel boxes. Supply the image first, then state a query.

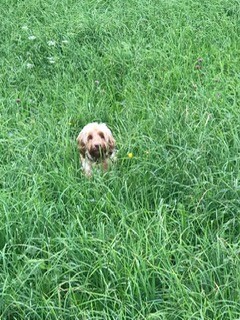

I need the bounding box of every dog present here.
[77,122,116,176]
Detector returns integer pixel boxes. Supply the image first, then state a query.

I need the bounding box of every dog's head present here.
[77,123,116,161]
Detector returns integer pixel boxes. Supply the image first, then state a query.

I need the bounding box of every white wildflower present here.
[22,25,28,31]
[28,35,36,40]
[47,40,56,46]
[47,56,55,64]
[26,63,34,69]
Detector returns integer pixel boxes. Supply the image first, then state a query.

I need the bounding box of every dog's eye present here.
[88,134,93,140]
[98,132,105,139]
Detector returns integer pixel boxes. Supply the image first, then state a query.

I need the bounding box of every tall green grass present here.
[0,0,240,318]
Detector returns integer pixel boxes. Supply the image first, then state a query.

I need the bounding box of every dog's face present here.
[77,123,115,161]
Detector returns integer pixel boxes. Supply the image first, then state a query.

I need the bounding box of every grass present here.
[0,0,240,318]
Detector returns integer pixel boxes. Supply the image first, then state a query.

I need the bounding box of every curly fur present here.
[77,122,116,176]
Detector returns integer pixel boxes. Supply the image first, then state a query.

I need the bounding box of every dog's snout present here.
[94,143,100,149]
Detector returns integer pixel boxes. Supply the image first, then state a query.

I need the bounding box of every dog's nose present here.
[94,143,100,149]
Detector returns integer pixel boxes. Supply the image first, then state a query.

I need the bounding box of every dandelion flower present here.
[128,152,133,159]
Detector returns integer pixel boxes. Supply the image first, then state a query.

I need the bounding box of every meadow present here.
[0,0,240,318]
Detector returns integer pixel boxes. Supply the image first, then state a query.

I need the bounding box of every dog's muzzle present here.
[88,146,106,162]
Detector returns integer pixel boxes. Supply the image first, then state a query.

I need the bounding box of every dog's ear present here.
[77,134,86,158]
[108,134,116,154]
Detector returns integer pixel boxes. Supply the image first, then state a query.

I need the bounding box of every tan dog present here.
[77,122,116,176]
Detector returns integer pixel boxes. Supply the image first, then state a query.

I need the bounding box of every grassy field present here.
[1,0,240,318]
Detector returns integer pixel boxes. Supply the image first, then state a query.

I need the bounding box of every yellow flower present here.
[127,152,133,159]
